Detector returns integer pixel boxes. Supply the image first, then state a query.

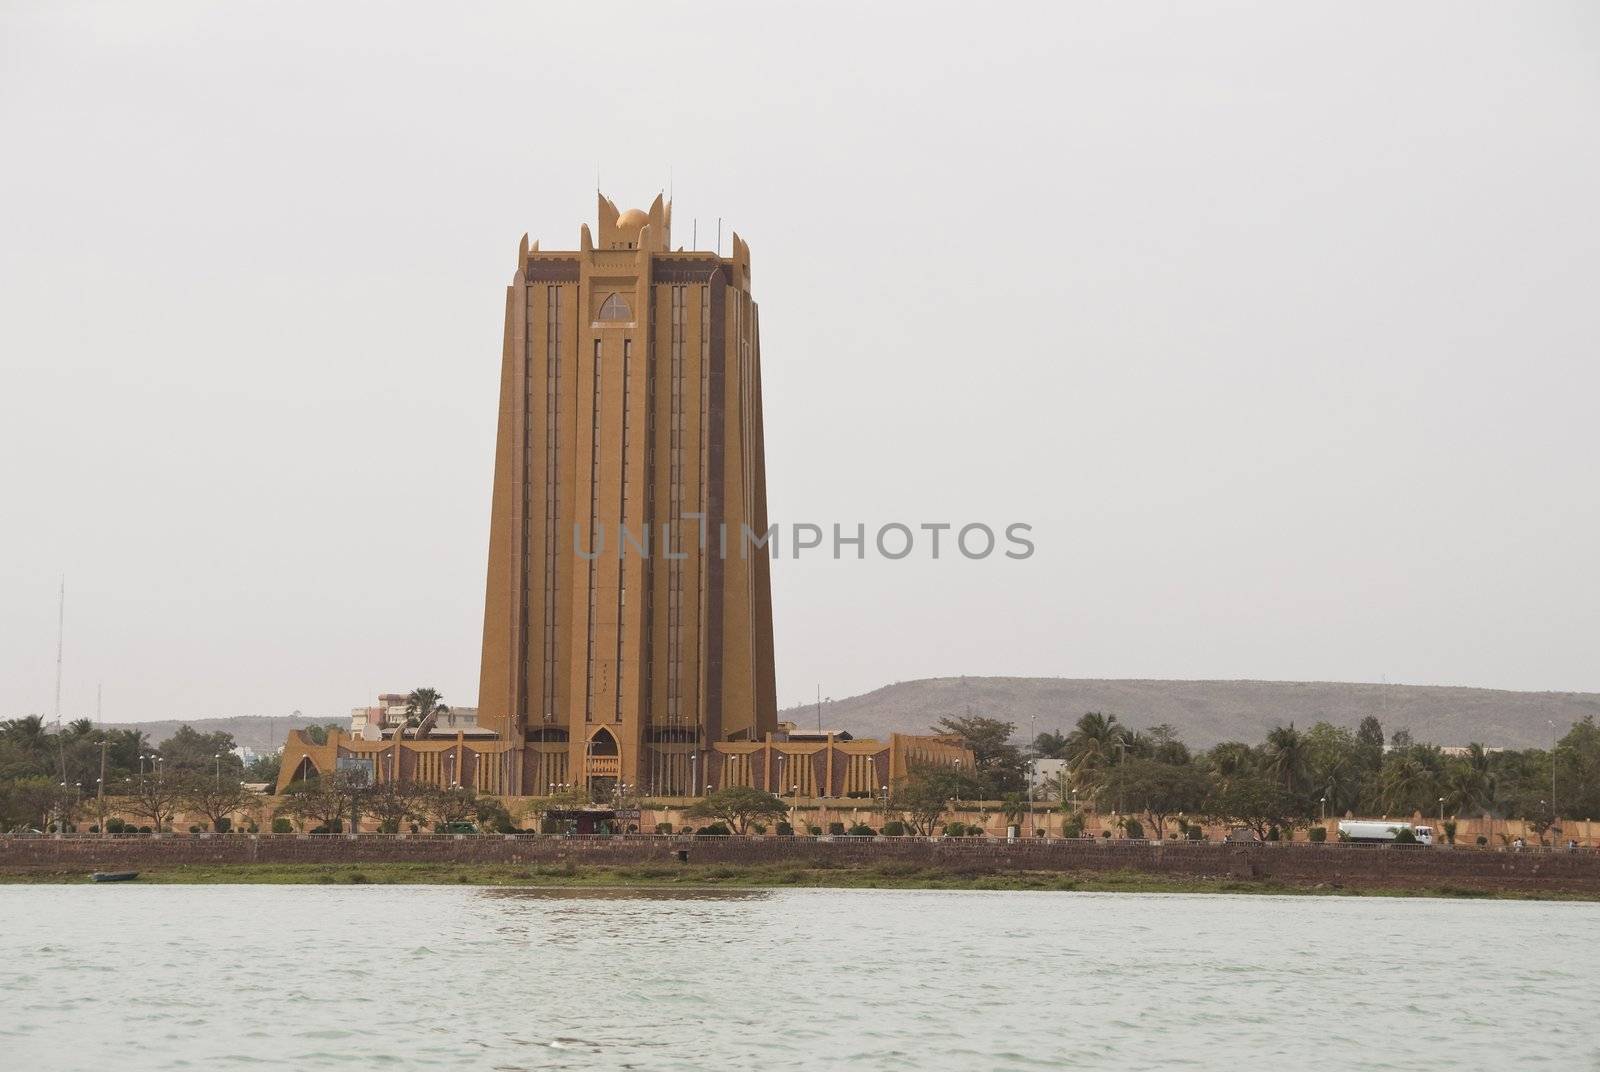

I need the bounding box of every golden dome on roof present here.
[616,208,649,230]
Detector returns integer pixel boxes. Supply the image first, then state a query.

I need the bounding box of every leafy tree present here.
[684,786,788,835]
[179,775,255,832]
[933,714,1026,796]
[1355,716,1385,768]
[889,765,979,836]
[124,773,184,832]
[1555,717,1600,822]
[276,773,363,831]
[0,776,68,831]
[473,795,517,834]
[158,726,243,776]
[1101,757,1209,839]
[1205,774,1305,842]
[365,780,434,833]
[1144,724,1192,767]
[1032,730,1069,759]
[244,750,282,787]
[524,785,593,819]
[427,786,480,827]
[301,724,344,746]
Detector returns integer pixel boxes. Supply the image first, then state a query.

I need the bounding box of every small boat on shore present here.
[91,871,139,883]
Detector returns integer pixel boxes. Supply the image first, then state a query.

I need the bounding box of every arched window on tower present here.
[598,294,631,322]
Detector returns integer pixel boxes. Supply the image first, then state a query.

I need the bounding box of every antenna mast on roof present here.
[53,578,64,731]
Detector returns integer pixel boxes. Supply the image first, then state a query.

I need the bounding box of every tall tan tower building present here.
[477,193,777,796]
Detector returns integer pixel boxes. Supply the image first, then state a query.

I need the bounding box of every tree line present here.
[0,716,289,832]
[917,711,1600,841]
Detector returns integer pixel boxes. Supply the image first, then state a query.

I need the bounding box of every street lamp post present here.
[1028,713,1036,839]
[1549,719,1558,834]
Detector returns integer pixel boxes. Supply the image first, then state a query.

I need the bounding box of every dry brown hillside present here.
[780,678,1600,750]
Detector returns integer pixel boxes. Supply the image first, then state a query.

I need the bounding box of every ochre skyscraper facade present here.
[477,194,777,795]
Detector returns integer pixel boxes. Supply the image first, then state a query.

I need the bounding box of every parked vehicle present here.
[1338,820,1433,845]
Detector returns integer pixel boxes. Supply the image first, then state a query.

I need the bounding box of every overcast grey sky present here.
[2,2,1597,724]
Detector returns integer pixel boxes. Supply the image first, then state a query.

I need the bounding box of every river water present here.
[1,886,1594,1070]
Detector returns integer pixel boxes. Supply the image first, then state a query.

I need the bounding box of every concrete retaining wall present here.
[6,835,1600,894]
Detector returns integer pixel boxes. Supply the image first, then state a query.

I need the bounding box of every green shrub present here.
[752,823,768,835]
[776,821,793,836]
[847,824,876,837]
[881,820,906,837]
[808,825,822,836]
[1061,814,1085,839]
[271,818,293,833]
[1476,835,1488,847]
[697,822,732,836]
[1122,818,1145,840]
[1187,826,1204,841]
[943,822,966,837]
[1100,829,1111,839]
[1442,820,1458,846]
[1392,827,1418,844]
[246,824,259,833]
[139,826,152,834]
[655,822,673,835]
[1266,825,1281,842]
[828,822,846,836]
[1308,826,1328,843]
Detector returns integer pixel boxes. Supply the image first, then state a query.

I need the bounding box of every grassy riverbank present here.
[0,861,1591,899]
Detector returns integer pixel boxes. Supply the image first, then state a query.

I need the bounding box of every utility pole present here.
[53,579,64,731]
[53,580,68,792]
[816,685,822,732]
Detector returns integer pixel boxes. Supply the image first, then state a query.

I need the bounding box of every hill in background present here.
[780,678,1600,750]
[93,678,1600,754]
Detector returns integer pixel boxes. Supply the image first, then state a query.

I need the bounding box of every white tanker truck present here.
[1338,820,1434,845]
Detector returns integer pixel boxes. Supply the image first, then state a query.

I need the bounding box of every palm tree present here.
[1263,724,1309,795]
[403,688,450,737]
[1064,712,1129,793]
[1442,743,1498,816]
[1205,741,1258,785]
[1378,753,1436,816]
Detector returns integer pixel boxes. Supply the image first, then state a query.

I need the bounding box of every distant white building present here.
[350,693,487,741]
[1030,757,1067,798]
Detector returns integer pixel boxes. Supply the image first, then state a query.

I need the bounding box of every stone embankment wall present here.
[5,836,1600,894]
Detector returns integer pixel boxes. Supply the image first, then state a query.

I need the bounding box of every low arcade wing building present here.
[278,194,972,803]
